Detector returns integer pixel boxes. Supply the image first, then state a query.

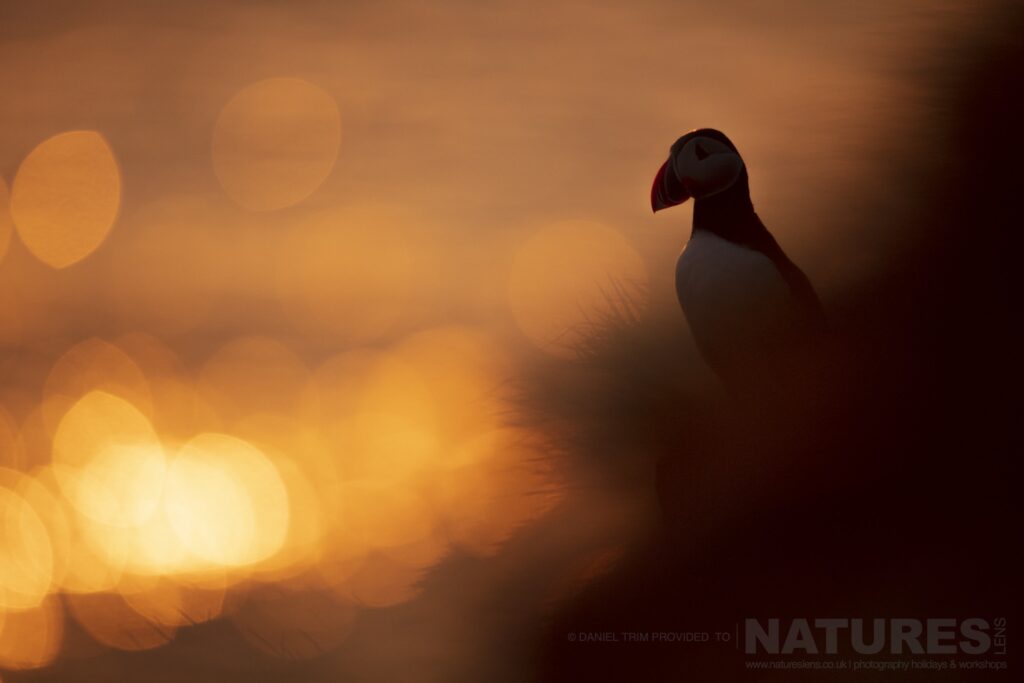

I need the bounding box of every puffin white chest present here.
[675,231,797,366]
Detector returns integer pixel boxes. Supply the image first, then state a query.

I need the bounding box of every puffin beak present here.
[651,159,691,212]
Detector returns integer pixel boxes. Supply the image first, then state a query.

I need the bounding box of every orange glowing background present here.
[0,0,1002,678]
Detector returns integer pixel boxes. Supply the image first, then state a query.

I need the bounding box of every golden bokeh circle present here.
[10,130,121,269]
[212,78,341,211]
[50,391,165,529]
[0,478,54,610]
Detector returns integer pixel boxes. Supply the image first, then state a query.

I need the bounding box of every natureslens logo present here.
[744,618,1008,656]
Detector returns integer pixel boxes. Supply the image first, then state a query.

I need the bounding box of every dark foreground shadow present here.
[530,6,1022,680]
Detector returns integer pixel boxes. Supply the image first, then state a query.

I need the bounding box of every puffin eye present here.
[694,143,709,161]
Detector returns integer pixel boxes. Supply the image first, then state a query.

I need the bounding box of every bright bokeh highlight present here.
[164,433,289,568]
[0,325,564,665]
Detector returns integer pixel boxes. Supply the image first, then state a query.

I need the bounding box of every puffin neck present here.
[691,171,757,241]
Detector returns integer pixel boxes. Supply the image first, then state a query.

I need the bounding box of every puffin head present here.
[651,129,745,212]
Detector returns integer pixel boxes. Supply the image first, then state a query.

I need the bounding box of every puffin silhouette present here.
[652,129,825,387]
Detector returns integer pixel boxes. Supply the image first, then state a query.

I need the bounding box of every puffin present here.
[651,129,825,388]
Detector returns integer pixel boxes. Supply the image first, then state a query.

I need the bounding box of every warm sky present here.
[0,0,994,355]
[0,0,1005,676]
